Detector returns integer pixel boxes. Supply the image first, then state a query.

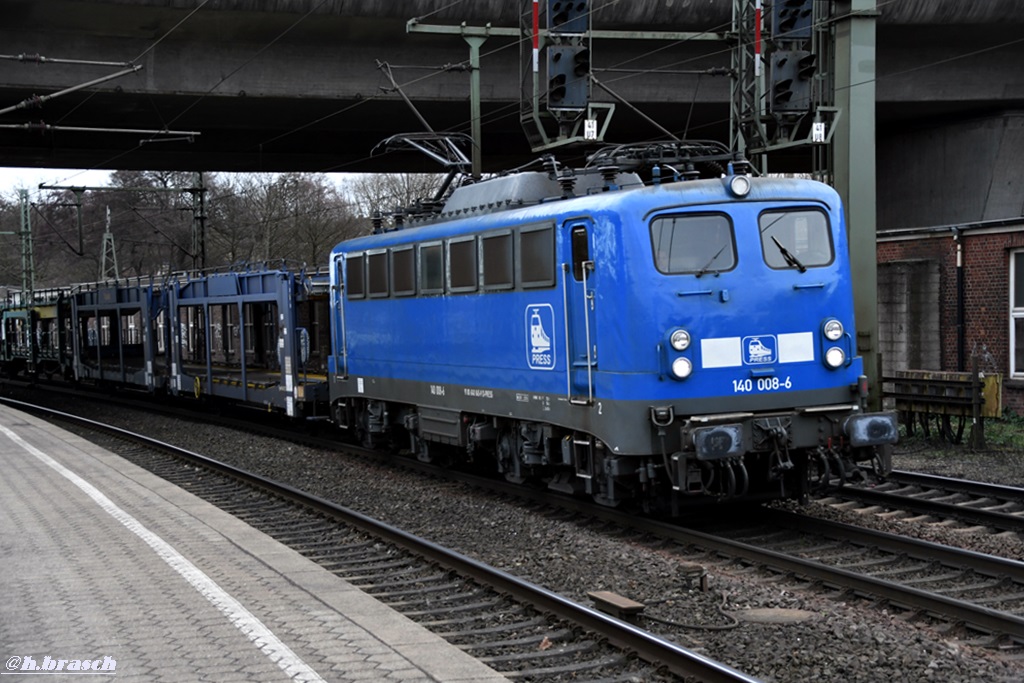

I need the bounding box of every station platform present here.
[0,403,509,683]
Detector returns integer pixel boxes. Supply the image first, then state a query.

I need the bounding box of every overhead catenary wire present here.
[0,0,878,233]
[14,0,1007,183]
[10,0,1020,234]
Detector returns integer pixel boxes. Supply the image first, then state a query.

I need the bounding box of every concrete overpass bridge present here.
[1,0,1023,227]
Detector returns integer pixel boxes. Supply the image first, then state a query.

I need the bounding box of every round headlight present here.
[670,329,691,351]
[823,319,844,341]
[671,357,693,379]
[824,347,845,368]
[728,175,751,197]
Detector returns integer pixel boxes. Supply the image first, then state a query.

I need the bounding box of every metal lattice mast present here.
[19,189,34,297]
[730,0,839,173]
[100,206,119,280]
[191,172,207,273]
[729,0,768,173]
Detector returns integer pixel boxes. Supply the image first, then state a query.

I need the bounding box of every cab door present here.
[329,252,348,378]
[563,219,597,403]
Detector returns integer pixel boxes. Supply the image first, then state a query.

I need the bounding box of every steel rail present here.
[12,388,1024,656]
[823,470,1024,533]
[2,397,759,683]
[887,469,1024,500]
[823,485,1024,534]
[671,510,1024,643]
[446,471,1024,644]
[405,457,1024,644]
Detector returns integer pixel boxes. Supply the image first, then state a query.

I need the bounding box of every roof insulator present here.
[558,170,577,198]
[599,165,620,191]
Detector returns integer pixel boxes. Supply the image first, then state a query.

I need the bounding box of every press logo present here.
[526,304,556,371]
[742,335,777,365]
[4,655,116,675]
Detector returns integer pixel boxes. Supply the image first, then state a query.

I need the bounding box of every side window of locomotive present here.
[481,231,514,290]
[391,246,416,297]
[519,224,555,289]
[419,242,444,295]
[449,237,478,293]
[346,253,366,300]
[759,209,833,270]
[650,214,736,275]
[367,250,389,298]
[571,224,590,281]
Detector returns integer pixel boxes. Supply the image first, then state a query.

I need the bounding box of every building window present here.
[1011,251,1024,378]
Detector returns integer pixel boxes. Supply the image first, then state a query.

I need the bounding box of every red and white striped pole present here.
[533,0,540,73]
[754,0,762,77]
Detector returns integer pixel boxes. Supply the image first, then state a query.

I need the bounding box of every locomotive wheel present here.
[496,430,528,484]
[354,421,374,450]
[415,438,432,463]
[808,450,831,494]
[592,492,623,508]
[414,439,453,467]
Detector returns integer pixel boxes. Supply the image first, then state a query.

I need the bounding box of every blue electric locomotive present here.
[339,145,893,510]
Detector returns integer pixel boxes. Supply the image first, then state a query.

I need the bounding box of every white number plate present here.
[732,376,793,393]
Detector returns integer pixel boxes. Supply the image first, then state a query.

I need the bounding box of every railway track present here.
[467,484,1024,656]
[8,387,1024,674]
[692,509,1024,652]
[5,398,758,683]
[819,470,1024,535]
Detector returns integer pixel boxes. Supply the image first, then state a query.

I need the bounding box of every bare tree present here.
[5,170,365,286]
[106,170,200,276]
[278,173,364,268]
[205,176,256,267]
[0,192,20,288]
[342,173,447,229]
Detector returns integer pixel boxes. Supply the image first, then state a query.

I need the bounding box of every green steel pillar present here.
[464,35,486,179]
[833,0,880,409]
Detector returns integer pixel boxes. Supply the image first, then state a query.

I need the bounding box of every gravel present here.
[12,392,1024,683]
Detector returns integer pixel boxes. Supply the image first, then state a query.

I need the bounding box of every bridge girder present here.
[0,0,1022,173]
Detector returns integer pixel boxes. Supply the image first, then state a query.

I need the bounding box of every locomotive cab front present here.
[602,174,898,506]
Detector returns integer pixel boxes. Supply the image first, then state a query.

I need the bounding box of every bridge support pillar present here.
[834,0,880,410]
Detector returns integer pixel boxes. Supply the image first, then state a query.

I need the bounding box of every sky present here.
[0,167,113,200]
[0,167,367,203]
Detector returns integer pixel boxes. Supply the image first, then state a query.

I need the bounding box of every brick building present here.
[877,218,1024,414]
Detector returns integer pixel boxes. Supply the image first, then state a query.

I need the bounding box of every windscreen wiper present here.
[771,236,806,273]
[694,244,727,278]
